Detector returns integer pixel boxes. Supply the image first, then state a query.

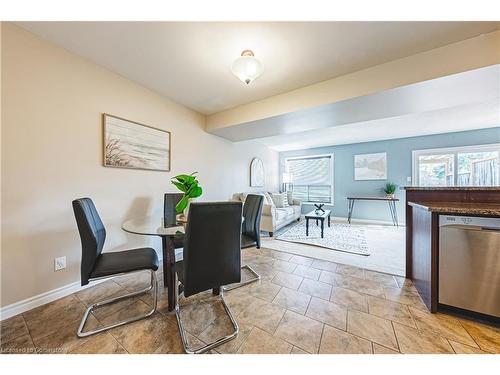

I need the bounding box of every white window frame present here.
[284,153,335,205]
[412,143,500,186]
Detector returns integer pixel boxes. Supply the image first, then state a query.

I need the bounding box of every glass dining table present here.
[122,217,185,312]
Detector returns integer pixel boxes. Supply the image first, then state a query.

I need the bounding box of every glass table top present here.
[121,216,185,237]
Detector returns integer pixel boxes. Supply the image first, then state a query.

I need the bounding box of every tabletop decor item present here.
[103,113,171,171]
[383,182,397,199]
[171,172,203,215]
[314,203,325,213]
[354,152,387,180]
[250,157,265,187]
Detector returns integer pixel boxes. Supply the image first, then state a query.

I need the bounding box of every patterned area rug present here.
[276,220,370,256]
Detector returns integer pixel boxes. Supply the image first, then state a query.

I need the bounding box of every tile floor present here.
[1,247,498,354]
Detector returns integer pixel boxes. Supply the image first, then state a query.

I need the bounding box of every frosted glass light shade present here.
[231,51,263,85]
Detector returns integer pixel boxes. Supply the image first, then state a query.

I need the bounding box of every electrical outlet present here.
[54,256,66,271]
[407,176,412,183]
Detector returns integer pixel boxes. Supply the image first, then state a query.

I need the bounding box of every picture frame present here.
[354,152,387,180]
[250,157,265,187]
[103,113,171,172]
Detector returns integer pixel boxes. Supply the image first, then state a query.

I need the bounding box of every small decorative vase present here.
[386,193,395,199]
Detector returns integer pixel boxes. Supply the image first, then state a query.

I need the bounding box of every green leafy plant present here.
[383,182,397,195]
[171,172,203,214]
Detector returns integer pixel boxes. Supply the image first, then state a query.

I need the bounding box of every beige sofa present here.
[232,192,301,236]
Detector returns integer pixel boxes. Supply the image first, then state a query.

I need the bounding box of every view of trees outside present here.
[418,150,499,186]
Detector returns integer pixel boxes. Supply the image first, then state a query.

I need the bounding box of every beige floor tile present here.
[336,264,365,279]
[330,286,368,313]
[293,265,321,280]
[272,271,304,290]
[247,279,281,301]
[246,263,279,281]
[373,343,400,354]
[334,274,385,298]
[289,254,315,266]
[305,297,347,330]
[367,296,416,328]
[68,332,127,354]
[449,340,491,354]
[75,280,126,306]
[268,250,294,261]
[460,319,500,354]
[409,307,478,348]
[274,310,323,353]
[0,333,36,354]
[33,313,101,353]
[238,299,286,334]
[95,299,155,326]
[199,315,253,354]
[347,310,398,350]
[273,287,311,314]
[291,346,308,354]
[298,279,332,300]
[223,289,261,317]
[393,322,454,354]
[272,259,298,273]
[140,284,170,314]
[22,294,79,322]
[247,254,275,266]
[110,313,182,354]
[364,270,399,288]
[394,276,418,293]
[178,299,225,336]
[318,270,336,285]
[24,298,88,341]
[113,270,153,291]
[238,327,292,354]
[311,259,338,272]
[383,286,427,310]
[1,315,29,344]
[319,325,372,354]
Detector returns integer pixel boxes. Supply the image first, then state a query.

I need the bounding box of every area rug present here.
[276,220,370,256]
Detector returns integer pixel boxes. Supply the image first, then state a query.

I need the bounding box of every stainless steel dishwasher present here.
[439,215,500,318]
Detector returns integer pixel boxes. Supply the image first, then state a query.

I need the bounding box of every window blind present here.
[286,155,333,203]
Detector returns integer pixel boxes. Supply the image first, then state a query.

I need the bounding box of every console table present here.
[347,196,399,226]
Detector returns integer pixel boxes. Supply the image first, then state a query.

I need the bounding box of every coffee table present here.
[305,209,331,238]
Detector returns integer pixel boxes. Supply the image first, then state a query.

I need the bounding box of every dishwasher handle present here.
[481,227,500,232]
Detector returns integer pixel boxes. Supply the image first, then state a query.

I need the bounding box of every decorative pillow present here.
[271,192,289,208]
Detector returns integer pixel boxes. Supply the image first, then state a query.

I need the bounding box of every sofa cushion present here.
[271,192,289,208]
[275,208,289,222]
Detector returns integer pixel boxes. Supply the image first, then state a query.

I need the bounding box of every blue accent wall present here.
[279,127,500,224]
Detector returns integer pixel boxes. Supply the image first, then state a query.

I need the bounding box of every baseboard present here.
[0,250,176,321]
[0,280,94,321]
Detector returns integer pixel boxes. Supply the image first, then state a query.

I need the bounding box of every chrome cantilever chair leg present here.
[222,264,260,291]
[175,277,239,354]
[77,269,158,338]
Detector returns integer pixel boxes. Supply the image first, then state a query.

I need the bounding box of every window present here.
[412,144,500,187]
[284,154,334,204]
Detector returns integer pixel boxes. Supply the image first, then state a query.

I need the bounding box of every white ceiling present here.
[17,21,500,115]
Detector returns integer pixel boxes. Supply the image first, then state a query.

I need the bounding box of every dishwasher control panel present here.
[439,215,500,228]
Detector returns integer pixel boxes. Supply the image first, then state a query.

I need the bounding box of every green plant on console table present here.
[171,172,203,214]
[383,182,397,196]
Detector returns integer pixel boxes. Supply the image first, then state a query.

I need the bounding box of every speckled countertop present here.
[408,201,500,216]
[404,186,500,191]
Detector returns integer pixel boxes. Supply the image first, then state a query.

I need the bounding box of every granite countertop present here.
[408,201,500,216]
[404,186,500,191]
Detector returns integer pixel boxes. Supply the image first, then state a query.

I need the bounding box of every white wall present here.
[0,23,278,307]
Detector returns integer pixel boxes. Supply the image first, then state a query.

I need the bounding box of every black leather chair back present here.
[242,194,264,241]
[182,202,242,297]
[72,198,106,286]
[164,193,184,226]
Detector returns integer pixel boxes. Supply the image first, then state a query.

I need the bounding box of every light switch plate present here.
[55,256,66,271]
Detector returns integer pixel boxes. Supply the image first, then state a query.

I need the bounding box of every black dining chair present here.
[174,201,242,354]
[224,194,263,291]
[72,198,159,338]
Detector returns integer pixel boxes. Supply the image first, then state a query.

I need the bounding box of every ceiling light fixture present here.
[231,49,263,85]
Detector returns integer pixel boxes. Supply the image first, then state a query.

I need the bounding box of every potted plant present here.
[383,182,397,199]
[171,172,203,218]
